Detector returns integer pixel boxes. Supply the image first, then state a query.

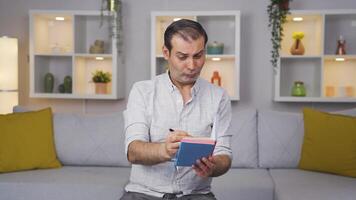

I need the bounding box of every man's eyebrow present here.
[193,49,205,56]
[175,49,205,56]
[175,52,188,56]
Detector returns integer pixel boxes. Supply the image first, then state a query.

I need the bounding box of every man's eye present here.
[193,54,203,59]
[178,56,187,60]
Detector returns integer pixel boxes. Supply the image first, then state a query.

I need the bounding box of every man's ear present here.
[162,46,170,60]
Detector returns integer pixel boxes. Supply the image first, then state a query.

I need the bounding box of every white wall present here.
[0,0,356,114]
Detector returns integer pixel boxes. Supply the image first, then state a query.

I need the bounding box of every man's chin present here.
[181,77,198,84]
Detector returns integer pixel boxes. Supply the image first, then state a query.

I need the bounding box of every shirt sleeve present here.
[213,90,233,159]
[123,83,150,155]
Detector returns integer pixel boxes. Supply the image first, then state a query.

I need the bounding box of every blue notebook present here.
[174,137,216,167]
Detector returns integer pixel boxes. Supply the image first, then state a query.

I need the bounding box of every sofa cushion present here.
[212,169,274,200]
[299,108,356,177]
[270,169,356,200]
[0,166,130,200]
[258,110,304,168]
[0,108,61,173]
[258,108,356,168]
[229,109,258,168]
[54,112,130,167]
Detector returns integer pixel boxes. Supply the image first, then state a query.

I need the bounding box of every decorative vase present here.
[211,71,221,86]
[44,73,54,93]
[290,39,305,55]
[95,83,108,94]
[63,76,72,93]
[207,41,224,54]
[291,81,306,97]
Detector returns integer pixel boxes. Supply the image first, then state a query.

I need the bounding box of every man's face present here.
[163,35,206,86]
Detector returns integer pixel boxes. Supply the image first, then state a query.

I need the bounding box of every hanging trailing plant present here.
[100,0,123,54]
[267,0,291,71]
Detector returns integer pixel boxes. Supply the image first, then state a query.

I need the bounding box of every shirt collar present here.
[163,72,201,96]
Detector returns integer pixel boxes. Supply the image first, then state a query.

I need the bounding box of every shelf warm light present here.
[211,57,221,61]
[335,57,345,62]
[292,17,303,22]
[55,17,65,21]
[173,18,182,22]
[95,57,104,60]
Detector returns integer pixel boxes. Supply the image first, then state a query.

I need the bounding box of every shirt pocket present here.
[188,120,212,138]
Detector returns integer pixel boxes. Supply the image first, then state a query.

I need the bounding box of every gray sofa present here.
[1,107,355,200]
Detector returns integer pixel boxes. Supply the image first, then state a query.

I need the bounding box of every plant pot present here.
[95,83,108,94]
[278,0,290,10]
[290,39,305,55]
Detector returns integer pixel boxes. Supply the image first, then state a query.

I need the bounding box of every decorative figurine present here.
[336,35,346,55]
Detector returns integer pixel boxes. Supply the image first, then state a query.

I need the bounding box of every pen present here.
[169,128,177,165]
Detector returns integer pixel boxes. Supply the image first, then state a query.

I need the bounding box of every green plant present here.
[267,0,291,71]
[92,70,112,83]
[100,0,123,54]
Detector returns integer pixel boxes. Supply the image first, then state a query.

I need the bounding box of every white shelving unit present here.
[275,10,356,102]
[29,10,124,99]
[151,11,241,101]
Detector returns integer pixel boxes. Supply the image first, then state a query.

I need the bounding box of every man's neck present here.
[169,75,195,104]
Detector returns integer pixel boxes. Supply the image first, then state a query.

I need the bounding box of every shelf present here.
[151,11,240,100]
[30,10,123,99]
[278,57,322,98]
[32,13,74,54]
[323,57,356,98]
[275,96,356,103]
[275,10,356,102]
[324,14,356,55]
[200,58,238,99]
[280,55,322,59]
[74,56,113,96]
[280,13,323,56]
[33,55,72,94]
[197,15,236,55]
[31,93,117,99]
[74,15,112,54]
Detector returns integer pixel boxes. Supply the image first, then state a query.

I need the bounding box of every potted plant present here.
[92,70,112,94]
[267,0,292,71]
[100,0,123,54]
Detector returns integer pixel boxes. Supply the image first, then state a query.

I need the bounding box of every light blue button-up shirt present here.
[123,72,232,197]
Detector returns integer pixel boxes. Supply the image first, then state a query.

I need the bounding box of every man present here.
[121,19,232,200]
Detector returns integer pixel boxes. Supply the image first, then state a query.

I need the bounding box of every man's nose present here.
[186,58,197,70]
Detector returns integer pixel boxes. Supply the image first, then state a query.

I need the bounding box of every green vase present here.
[292,81,306,97]
[63,76,72,93]
[44,73,54,93]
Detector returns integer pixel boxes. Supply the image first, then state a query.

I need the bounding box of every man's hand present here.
[161,130,190,161]
[193,154,231,177]
[192,156,216,177]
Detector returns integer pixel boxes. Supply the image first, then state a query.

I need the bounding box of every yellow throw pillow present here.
[0,108,61,173]
[298,108,356,177]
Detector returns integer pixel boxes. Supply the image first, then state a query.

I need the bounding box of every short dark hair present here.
[164,19,208,52]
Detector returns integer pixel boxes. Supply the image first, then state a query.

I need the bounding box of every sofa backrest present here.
[258,110,304,168]
[229,109,258,168]
[257,108,356,169]
[53,112,130,167]
[13,106,130,167]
